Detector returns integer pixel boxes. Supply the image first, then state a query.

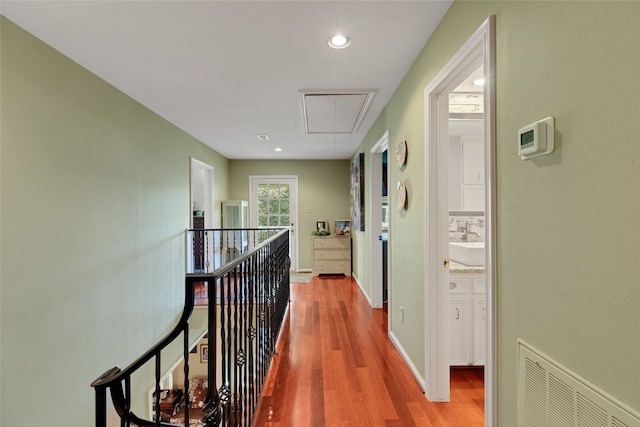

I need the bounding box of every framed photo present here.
[334,219,351,236]
[381,204,389,231]
[316,221,327,232]
[200,344,208,363]
[350,153,365,231]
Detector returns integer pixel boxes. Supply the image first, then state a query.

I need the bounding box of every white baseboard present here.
[353,273,424,393]
[389,330,426,392]
[351,273,372,306]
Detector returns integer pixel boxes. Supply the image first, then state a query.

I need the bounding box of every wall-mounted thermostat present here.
[518,116,555,160]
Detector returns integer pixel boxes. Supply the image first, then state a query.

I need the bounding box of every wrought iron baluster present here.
[205,229,210,272]
[203,276,221,427]
[232,265,240,426]
[154,352,161,426]
[124,377,131,427]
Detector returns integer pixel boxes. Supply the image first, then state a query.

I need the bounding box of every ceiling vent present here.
[299,90,376,134]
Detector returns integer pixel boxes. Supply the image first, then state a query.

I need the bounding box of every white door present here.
[249,176,298,272]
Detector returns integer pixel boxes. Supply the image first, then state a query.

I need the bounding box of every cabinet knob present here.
[456,308,460,320]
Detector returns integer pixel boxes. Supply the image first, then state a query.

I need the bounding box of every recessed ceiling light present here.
[274,147,283,152]
[256,134,269,141]
[328,34,351,49]
[472,78,485,86]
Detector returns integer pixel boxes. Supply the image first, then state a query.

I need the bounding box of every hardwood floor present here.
[252,275,484,426]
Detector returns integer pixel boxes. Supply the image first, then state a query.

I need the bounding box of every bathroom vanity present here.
[449,265,485,366]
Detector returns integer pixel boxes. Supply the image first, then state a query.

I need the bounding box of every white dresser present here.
[312,236,351,276]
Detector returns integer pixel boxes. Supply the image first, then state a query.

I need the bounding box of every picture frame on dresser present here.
[316,221,327,232]
[334,219,350,236]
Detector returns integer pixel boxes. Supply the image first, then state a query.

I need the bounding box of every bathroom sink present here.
[449,242,485,266]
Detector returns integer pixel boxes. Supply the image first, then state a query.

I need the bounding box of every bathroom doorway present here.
[423,17,496,425]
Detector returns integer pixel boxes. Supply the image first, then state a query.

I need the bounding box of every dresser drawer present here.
[313,237,350,249]
[313,249,350,261]
[313,260,350,273]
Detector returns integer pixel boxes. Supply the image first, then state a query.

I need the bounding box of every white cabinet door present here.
[473,298,486,366]
[449,272,485,366]
[462,138,484,185]
[449,299,469,365]
[462,186,484,211]
[461,137,484,210]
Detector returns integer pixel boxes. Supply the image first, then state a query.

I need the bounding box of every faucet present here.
[465,223,480,242]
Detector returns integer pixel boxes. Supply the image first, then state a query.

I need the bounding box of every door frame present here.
[248,175,299,272]
[189,158,215,273]
[369,130,390,309]
[190,158,215,228]
[423,16,496,425]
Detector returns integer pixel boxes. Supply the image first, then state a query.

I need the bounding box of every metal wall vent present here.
[299,89,376,134]
[518,340,640,427]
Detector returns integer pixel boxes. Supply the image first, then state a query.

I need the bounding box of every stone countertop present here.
[450,261,485,273]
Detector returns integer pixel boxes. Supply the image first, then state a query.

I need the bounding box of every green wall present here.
[228,159,350,270]
[0,17,229,426]
[3,2,640,425]
[352,1,640,424]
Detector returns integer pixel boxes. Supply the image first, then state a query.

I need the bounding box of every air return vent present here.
[518,340,640,427]
[299,89,375,134]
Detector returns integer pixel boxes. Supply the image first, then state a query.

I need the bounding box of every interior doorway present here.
[190,158,215,272]
[190,158,215,228]
[370,131,390,310]
[423,17,496,425]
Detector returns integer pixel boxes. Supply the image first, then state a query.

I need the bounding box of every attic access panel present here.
[299,90,376,134]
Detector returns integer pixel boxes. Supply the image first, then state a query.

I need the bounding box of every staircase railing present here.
[187,227,283,274]
[91,228,290,427]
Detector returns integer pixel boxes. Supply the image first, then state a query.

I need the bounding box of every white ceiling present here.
[1,1,453,159]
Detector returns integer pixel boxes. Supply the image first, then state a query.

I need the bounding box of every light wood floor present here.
[252,275,484,426]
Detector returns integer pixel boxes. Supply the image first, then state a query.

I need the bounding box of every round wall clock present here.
[396,180,407,211]
[395,136,407,166]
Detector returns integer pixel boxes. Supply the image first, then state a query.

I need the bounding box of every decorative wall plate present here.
[395,136,407,166]
[396,180,407,211]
